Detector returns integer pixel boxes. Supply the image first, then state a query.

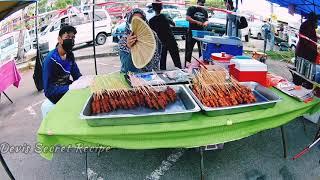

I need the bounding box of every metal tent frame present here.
[0,1,98,179]
[0,1,37,180]
[266,0,320,17]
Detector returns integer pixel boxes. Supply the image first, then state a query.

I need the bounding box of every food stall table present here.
[37,73,320,161]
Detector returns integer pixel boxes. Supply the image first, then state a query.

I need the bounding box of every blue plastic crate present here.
[192,30,215,38]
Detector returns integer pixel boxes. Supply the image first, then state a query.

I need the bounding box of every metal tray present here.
[186,82,282,116]
[124,70,191,87]
[80,85,201,126]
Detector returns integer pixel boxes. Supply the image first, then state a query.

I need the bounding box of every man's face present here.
[197,1,205,6]
[58,32,75,46]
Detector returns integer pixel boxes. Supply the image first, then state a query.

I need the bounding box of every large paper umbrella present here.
[131,16,156,69]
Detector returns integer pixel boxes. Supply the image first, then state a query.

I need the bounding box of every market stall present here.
[36,2,320,179]
[38,73,319,160]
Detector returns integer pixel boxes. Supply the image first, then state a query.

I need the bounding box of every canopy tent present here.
[0,1,36,21]
[0,2,37,179]
[265,0,320,17]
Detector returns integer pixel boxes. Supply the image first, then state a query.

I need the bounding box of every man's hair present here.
[59,25,77,37]
[152,2,163,13]
[224,0,234,10]
[197,0,206,4]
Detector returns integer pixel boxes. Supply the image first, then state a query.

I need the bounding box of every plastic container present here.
[233,55,251,59]
[230,59,268,86]
[229,58,252,75]
[211,52,233,61]
[200,36,243,61]
[211,52,233,69]
[192,30,215,38]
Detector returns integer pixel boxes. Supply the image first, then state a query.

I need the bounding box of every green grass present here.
[265,51,295,61]
[244,50,295,62]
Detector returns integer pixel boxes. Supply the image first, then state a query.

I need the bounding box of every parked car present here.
[0,31,33,62]
[248,21,265,40]
[207,11,227,36]
[111,19,126,43]
[112,8,190,43]
[162,9,189,39]
[39,9,112,53]
[146,3,179,10]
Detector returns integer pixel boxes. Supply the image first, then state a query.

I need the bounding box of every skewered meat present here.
[90,87,178,115]
[191,84,256,108]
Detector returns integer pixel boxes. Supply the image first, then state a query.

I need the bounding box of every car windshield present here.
[212,12,226,19]
[162,10,181,19]
[0,36,14,49]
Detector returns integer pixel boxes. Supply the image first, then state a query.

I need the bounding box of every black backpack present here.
[237,16,248,29]
[33,49,45,91]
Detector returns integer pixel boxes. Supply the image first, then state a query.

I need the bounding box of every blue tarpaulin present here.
[266,0,320,17]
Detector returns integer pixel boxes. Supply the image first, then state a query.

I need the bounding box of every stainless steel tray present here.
[80,85,201,126]
[186,82,282,116]
[124,70,191,87]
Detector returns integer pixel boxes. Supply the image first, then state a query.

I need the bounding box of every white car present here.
[0,31,33,62]
[248,21,265,40]
[39,9,112,53]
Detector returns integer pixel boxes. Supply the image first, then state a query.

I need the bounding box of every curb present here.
[17,48,255,71]
[75,48,191,60]
[17,61,35,72]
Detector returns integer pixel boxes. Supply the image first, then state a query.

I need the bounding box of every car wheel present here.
[291,45,296,52]
[96,33,107,45]
[257,33,262,40]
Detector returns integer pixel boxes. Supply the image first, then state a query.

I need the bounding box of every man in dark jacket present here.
[149,2,182,70]
[42,25,82,104]
[296,12,318,63]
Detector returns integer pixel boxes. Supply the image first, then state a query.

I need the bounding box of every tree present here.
[54,0,74,9]
[17,8,26,62]
[190,0,225,8]
[38,0,48,13]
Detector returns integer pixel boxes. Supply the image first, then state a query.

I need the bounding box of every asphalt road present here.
[0,53,319,180]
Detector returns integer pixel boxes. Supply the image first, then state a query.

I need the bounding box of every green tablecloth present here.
[37,73,320,160]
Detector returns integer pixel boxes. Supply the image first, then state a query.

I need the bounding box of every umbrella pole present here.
[0,153,15,180]
[92,0,98,75]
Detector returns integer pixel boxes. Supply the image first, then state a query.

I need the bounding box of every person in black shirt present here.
[185,0,208,65]
[149,2,182,70]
